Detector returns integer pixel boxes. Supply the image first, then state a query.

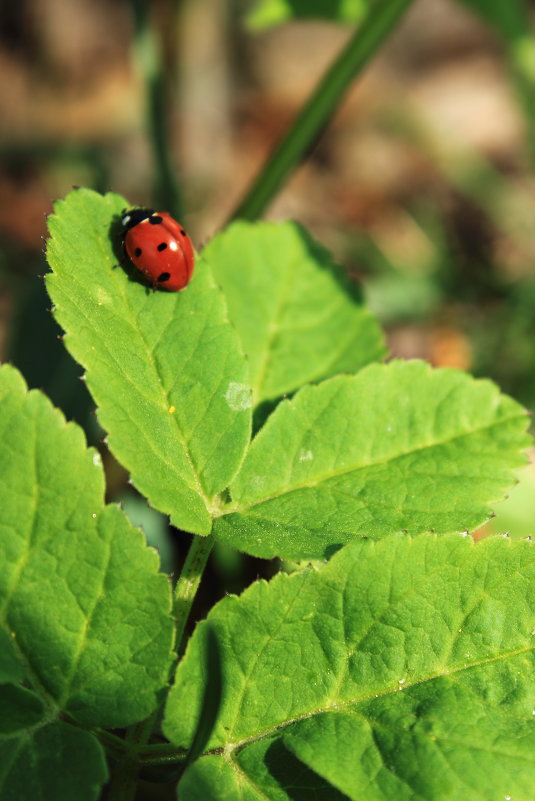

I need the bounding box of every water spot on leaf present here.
[225,382,252,411]
[299,449,314,462]
[92,452,102,467]
[95,287,112,305]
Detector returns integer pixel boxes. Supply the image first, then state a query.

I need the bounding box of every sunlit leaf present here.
[214,360,530,558]
[166,534,535,801]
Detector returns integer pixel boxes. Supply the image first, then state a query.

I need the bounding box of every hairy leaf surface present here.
[214,360,530,558]
[46,189,251,534]
[0,364,177,797]
[166,534,535,801]
[203,221,385,406]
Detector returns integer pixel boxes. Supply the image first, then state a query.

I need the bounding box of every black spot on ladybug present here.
[134,247,142,257]
[157,242,167,251]
[158,272,171,283]
[150,215,163,225]
[180,229,186,236]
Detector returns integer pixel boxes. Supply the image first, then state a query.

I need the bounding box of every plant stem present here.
[105,757,140,801]
[228,0,416,223]
[130,0,182,217]
[105,534,213,799]
[173,534,215,655]
[105,716,159,801]
[507,35,535,168]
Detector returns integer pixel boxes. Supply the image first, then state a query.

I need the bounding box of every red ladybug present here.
[121,207,195,291]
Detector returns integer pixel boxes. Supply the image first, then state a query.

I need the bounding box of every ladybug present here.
[121,207,195,291]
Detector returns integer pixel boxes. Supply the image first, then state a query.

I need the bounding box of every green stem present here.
[105,757,140,801]
[136,742,188,765]
[173,534,215,655]
[130,0,182,217]
[105,534,213,798]
[507,34,535,168]
[228,0,416,223]
[105,717,159,801]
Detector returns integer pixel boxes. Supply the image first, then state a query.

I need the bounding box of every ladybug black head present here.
[121,207,155,230]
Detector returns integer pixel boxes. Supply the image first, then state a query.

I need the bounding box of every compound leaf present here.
[0,364,174,731]
[0,718,107,801]
[203,221,385,407]
[46,188,251,535]
[214,360,530,559]
[165,534,535,801]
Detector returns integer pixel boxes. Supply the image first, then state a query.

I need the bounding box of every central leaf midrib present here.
[52,215,212,511]
[1,418,63,710]
[251,246,300,407]
[59,283,205,503]
[107,212,211,507]
[209,642,534,758]
[229,411,524,514]
[57,516,113,709]
[125,290,211,503]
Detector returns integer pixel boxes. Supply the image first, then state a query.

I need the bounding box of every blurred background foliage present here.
[1,0,535,601]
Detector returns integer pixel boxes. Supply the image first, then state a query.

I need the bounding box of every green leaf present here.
[489,461,535,540]
[165,534,535,801]
[0,683,106,800]
[0,684,45,734]
[179,739,346,801]
[455,0,529,40]
[214,360,530,559]
[247,0,371,29]
[46,188,251,535]
[0,719,107,801]
[0,630,25,684]
[203,221,385,406]
[0,364,174,728]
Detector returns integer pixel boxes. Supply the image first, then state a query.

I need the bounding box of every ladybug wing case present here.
[123,211,195,291]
